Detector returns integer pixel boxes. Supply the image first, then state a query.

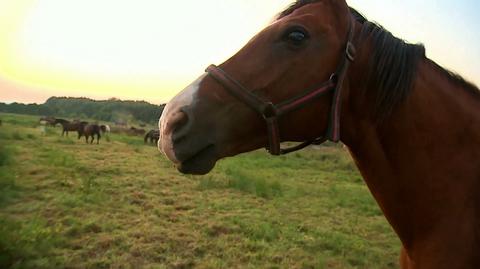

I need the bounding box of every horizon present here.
[0,0,479,104]
[0,95,166,106]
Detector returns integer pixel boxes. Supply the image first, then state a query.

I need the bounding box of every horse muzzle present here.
[159,74,219,175]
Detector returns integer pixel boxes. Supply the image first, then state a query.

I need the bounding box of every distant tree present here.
[0,97,166,124]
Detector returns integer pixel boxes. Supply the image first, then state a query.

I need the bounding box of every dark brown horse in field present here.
[55,119,87,137]
[80,124,101,144]
[159,1,480,268]
[39,116,56,126]
[129,127,146,136]
[144,129,160,145]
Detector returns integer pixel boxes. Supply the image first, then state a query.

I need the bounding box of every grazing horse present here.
[144,129,160,145]
[100,124,110,134]
[129,127,146,136]
[159,1,480,268]
[100,124,111,141]
[39,116,56,126]
[81,124,101,144]
[56,119,86,136]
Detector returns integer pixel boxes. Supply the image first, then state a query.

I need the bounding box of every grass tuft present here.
[55,137,76,145]
[0,145,11,167]
[44,128,58,136]
[225,167,283,199]
[12,131,23,140]
[0,145,18,206]
[0,218,64,269]
[111,133,144,146]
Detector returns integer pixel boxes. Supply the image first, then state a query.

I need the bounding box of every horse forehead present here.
[276,2,337,28]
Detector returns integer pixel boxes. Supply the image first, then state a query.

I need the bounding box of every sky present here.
[0,0,479,105]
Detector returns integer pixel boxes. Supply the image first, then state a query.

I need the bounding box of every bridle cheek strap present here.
[327,41,356,142]
[205,18,356,155]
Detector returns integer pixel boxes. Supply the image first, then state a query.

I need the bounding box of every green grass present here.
[0,113,40,128]
[198,167,284,199]
[0,113,400,268]
[0,144,11,166]
[0,144,18,207]
[110,133,145,146]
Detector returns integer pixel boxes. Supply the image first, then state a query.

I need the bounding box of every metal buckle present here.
[329,73,338,84]
[262,102,278,119]
[346,42,356,62]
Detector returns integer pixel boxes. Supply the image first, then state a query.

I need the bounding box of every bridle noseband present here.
[206,18,356,155]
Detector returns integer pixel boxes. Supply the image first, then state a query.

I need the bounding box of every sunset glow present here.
[0,0,479,104]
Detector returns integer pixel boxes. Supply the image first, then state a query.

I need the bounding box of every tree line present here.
[0,97,166,125]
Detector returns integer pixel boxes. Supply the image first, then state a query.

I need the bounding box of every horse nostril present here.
[169,108,192,143]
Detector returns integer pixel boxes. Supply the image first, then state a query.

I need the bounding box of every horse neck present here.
[57,119,69,125]
[341,56,480,250]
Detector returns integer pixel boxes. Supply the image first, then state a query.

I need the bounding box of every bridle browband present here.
[206,17,356,155]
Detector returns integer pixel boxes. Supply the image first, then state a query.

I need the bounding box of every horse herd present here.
[39,116,159,145]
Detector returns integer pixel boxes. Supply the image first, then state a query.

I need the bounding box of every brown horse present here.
[159,1,480,268]
[39,116,56,127]
[56,119,87,136]
[144,129,160,145]
[128,126,146,136]
[81,124,101,144]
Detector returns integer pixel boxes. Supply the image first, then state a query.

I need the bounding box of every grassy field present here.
[0,113,400,269]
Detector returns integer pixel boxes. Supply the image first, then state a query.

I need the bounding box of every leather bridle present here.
[206,18,356,155]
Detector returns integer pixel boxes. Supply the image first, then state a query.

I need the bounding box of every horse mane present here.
[277,1,479,119]
[348,8,426,118]
[428,59,480,99]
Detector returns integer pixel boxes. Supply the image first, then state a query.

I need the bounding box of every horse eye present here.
[284,29,309,46]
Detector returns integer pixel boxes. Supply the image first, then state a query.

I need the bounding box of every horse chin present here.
[176,144,218,175]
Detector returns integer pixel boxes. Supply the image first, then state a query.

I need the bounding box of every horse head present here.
[159,0,356,174]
